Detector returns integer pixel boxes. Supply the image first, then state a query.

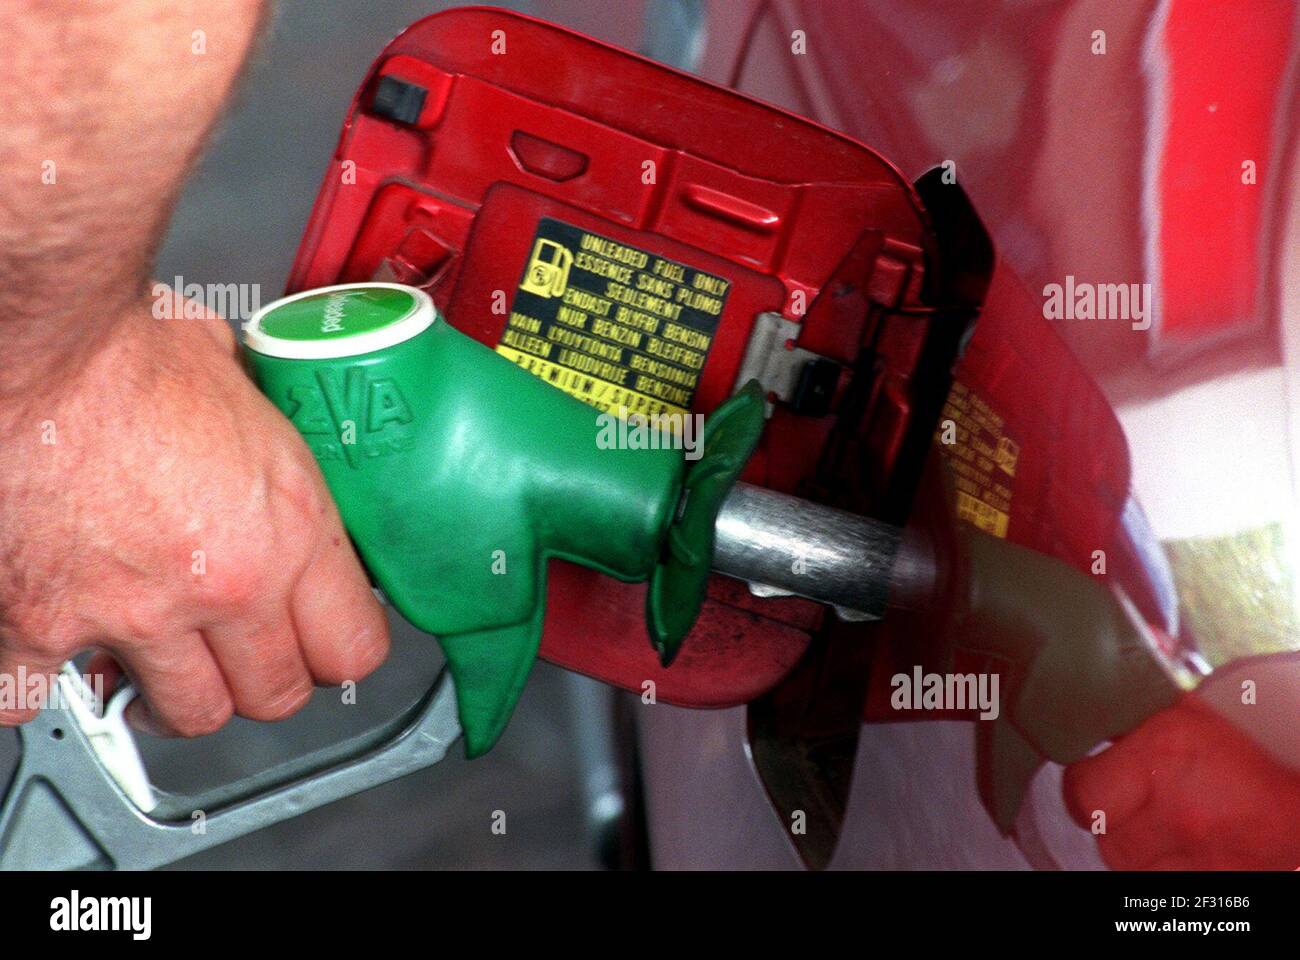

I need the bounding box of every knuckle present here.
[22,627,78,665]
[332,622,390,684]
[22,632,70,662]
[118,604,170,643]
[276,456,329,525]
[3,605,72,660]
[194,559,262,612]
[242,676,313,722]
[171,697,233,738]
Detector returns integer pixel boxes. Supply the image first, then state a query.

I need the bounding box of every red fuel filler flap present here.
[283,7,1167,720]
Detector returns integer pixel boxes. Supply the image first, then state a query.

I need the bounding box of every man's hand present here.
[0,302,389,735]
[0,1,390,734]
[1063,696,1300,870]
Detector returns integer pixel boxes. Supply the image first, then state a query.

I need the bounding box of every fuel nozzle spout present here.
[709,482,936,621]
[709,474,1201,835]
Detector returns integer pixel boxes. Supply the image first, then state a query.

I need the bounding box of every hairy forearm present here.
[0,0,266,390]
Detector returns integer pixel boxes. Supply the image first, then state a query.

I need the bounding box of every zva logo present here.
[285,366,414,467]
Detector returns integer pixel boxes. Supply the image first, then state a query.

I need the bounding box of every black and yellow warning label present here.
[936,380,1019,538]
[496,218,730,419]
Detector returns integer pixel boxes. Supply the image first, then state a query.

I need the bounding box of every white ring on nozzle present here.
[242,282,437,360]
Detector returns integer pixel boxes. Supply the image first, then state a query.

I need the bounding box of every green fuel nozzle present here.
[243,283,764,755]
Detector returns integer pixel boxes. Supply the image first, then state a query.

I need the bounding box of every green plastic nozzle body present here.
[243,284,763,754]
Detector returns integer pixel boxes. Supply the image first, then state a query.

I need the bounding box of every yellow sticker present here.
[498,218,730,419]
[937,381,1014,538]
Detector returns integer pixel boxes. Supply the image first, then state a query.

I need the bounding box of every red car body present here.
[290,2,1300,868]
